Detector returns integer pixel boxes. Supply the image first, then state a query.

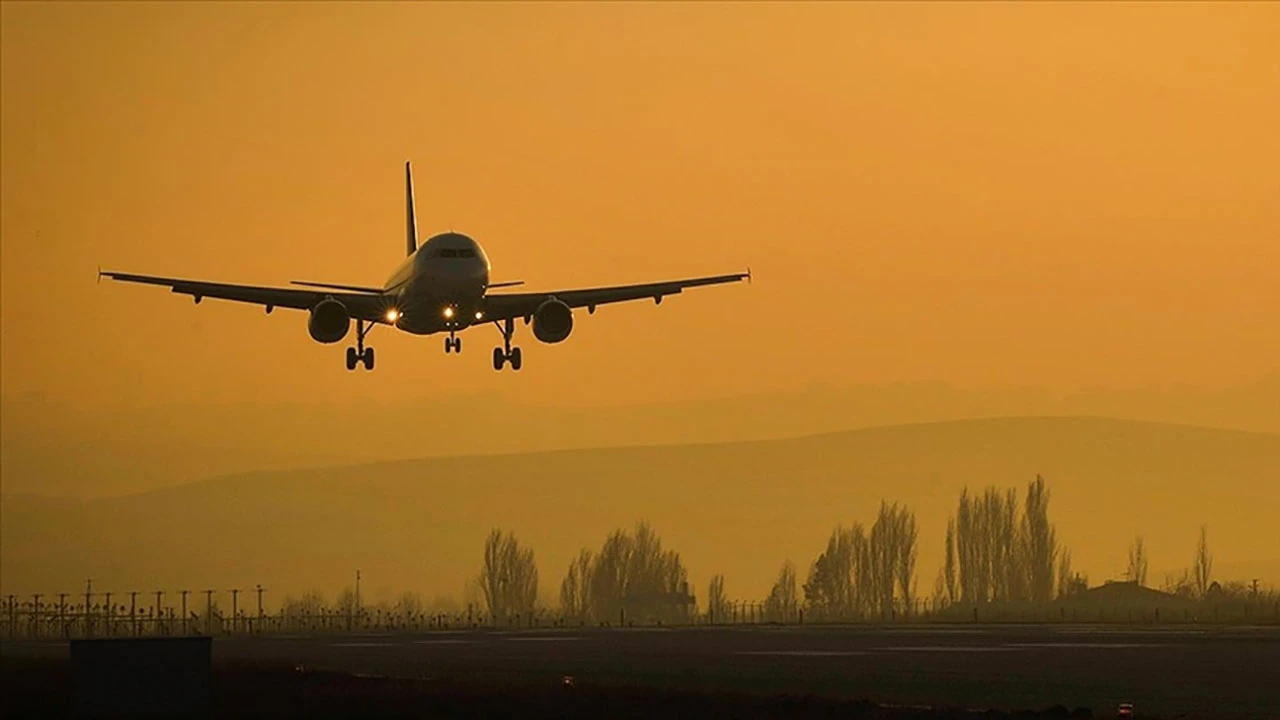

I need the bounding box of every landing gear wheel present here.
[455,337,462,353]
[492,317,522,371]
[444,337,452,354]
[348,319,376,371]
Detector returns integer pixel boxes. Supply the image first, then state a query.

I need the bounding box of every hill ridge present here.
[3,415,1277,601]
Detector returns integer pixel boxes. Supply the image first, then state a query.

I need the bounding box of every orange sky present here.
[3,2,1278,409]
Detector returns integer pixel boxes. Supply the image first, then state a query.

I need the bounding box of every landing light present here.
[385,309,400,323]
[474,311,483,320]
[443,306,455,319]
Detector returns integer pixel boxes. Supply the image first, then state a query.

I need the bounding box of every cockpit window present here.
[434,247,476,259]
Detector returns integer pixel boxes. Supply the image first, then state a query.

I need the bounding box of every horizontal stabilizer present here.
[290,280,384,294]
[488,280,525,289]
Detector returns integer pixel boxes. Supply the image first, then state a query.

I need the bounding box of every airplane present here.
[101,162,750,372]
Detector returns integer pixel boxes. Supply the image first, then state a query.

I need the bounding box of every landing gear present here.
[492,317,522,371]
[346,319,375,371]
[444,333,462,354]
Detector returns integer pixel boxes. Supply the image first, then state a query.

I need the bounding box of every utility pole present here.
[181,591,190,636]
[84,579,93,638]
[104,592,112,637]
[204,590,215,636]
[231,589,240,635]
[255,585,265,634]
[129,592,138,636]
[58,593,67,638]
[154,591,164,635]
[353,570,362,631]
[32,594,41,639]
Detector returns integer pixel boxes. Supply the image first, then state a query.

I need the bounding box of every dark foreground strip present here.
[3,658,1123,719]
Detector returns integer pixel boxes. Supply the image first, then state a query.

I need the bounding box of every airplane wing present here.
[480,271,750,321]
[99,271,393,322]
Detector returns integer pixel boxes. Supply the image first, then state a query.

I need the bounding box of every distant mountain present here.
[3,417,1277,605]
[4,376,1278,498]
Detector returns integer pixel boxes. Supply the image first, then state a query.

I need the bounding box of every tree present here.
[589,529,632,623]
[763,561,798,623]
[1056,548,1083,598]
[582,522,691,625]
[803,524,856,620]
[870,502,898,618]
[1194,525,1213,598]
[1021,475,1057,603]
[943,518,958,605]
[559,548,594,619]
[895,505,918,616]
[952,477,1063,606]
[280,590,326,630]
[478,528,539,623]
[336,586,359,617]
[1054,545,1075,597]
[851,523,872,617]
[393,592,424,622]
[706,574,730,624]
[1162,570,1195,598]
[956,488,976,603]
[1126,536,1149,587]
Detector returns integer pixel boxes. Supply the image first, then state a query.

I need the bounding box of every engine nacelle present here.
[532,298,573,344]
[308,298,351,344]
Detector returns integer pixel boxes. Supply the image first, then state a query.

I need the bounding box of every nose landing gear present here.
[346,319,375,371]
[492,317,522,371]
[444,332,462,354]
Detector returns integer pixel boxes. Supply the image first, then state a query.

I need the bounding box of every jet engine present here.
[532,298,573,344]
[308,298,351,343]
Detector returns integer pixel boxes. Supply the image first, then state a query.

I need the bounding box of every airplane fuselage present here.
[383,232,491,335]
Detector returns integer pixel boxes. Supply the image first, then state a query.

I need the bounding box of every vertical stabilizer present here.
[405,161,418,256]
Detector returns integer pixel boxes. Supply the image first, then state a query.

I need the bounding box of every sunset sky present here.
[3,2,1277,409]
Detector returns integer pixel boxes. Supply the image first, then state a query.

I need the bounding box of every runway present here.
[7,624,1278,718]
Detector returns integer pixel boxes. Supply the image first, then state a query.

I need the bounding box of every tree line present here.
[471,475,1243,625]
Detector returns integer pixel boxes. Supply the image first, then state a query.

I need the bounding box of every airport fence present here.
[4,590,1278,641]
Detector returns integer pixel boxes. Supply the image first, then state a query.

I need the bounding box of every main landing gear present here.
[444,332,462,354]
[346,319,375,371]
[492,317,522,371]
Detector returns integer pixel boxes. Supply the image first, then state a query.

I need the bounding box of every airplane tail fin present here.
[405,161,418,256]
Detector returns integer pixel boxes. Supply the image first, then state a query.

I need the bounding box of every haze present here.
[2,4,1278,601]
